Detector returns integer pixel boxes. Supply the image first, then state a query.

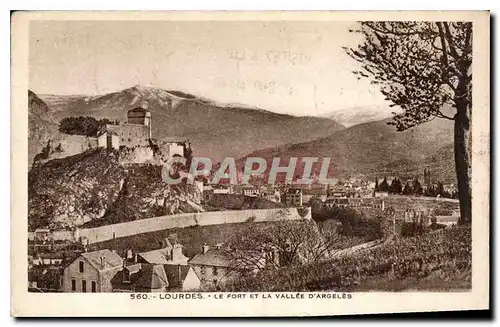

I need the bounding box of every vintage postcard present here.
[11,11,490,317]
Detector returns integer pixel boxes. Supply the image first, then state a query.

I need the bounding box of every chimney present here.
[134,253,138,264]
[126,249,133,260]
[202,244,209,254]
[122,262,130,284]
[172,244,183,262]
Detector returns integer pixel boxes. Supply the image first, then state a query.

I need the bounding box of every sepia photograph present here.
[11,10,490,316]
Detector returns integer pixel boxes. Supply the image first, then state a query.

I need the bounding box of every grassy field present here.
[384,195,459,213]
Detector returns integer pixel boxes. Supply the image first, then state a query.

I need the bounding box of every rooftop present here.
[132,264,169,290]
[80,249,123,270]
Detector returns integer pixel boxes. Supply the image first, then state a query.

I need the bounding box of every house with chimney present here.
[62,247,200,293]
[61,249,124,292]
[188,243,279,288]
[136,238,189,265]
[111,263,200,292]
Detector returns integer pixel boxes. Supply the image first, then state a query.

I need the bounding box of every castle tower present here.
[127,106,152,139]
[144,111,152,139]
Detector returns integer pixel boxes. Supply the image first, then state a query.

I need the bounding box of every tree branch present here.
[435,110,455,120]
[443,22,460,59]
[436,22,450,73]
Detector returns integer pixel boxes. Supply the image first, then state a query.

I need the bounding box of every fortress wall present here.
[107,124,149,148]
[118,146,157,165]
[77,207,311,244]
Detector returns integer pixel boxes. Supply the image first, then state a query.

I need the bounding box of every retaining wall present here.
[77,207,311,244]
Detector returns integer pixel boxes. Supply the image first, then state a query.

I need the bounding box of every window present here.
[200,266,206,275]
[213,266,218,276]
[82,280,87,292]
[79,261,84,273]
[71,279,76,291]
[91,281,96,292]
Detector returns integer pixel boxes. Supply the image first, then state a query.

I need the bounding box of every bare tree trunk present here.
[454,96,472,224]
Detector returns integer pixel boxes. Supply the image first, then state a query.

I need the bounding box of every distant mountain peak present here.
[123,84,157,96]
[323,106,395,127]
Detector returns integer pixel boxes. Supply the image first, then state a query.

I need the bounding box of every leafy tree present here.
[374,178,379,191]
[346,22,472,224]
[412,178,424,195]
[379,177,389,192]
[424,184,437,197]
[389,178,403,194]
[395,178,403,194]
[402,181,413,195]
[59,116,114,137]
[224,220,341,270]
[436,181,445,197]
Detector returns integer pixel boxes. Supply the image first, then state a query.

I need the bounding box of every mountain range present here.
[38,85,345,163]
[323,106,395,128]
[30,85,456,182]
[238,117,456,183]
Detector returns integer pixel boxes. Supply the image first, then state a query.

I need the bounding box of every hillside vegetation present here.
[220,226,471,291]
[239,118,455,182]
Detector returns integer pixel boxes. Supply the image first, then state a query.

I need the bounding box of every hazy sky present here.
[29,20,390,117]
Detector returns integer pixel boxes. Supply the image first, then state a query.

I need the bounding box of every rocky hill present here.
[28,149,202,230]
[28,90,62,164]
[38,85,345,163]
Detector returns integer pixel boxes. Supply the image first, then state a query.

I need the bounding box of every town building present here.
[324,197,349,208]
[111,262,201,292]
[62,247,200,293]
[136,239,189,265]
[281,188,303,207]
[373,191,389,198]
[241,185,261,197]
[212,185,234,195]
[62,249,124,292]
[260,189,281,203]
[188,244,277,288]
[32,253,64,266]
